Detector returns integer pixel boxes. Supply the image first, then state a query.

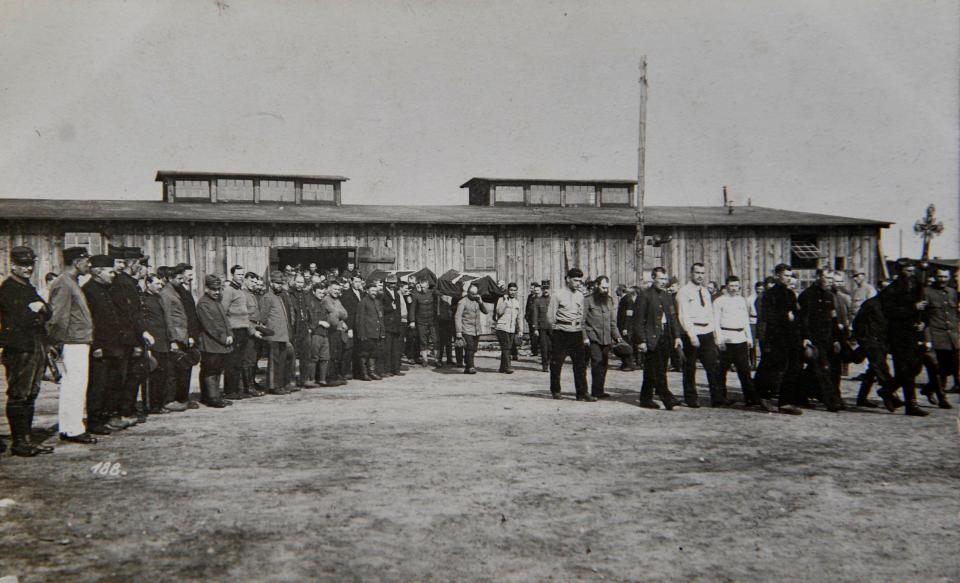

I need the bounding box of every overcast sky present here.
[1,0,957,258]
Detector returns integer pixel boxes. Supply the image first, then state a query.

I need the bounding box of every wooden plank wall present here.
[0,221,882,297]
[663,226,879,291]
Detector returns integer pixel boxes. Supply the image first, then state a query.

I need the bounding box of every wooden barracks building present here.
[0,171,889,294]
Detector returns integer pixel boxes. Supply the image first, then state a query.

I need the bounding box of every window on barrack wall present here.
[64,232,103,255]
[464,235,495,271]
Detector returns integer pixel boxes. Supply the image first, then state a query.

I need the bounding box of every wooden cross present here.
[914,204,945,260]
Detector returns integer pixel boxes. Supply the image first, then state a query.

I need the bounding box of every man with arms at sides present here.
[494,283,523,374]
[525,282,541,358]
[222,265,260,400]
[715,276,768,411]
[409,277,440,368]
[546,268,592,402]
[583,276,624,400]
[381,275,407,378]
[340,274,364,380]
[48,246,100,443]
[921,267,957,408]
[109,247,153,426]
[320,281,351,385]
[455,283,487,374]
[634,267,682,410]
[676,263,727,408]
[172,263,201,408]
[753,264,804,415]
[142,274,175,415]
[82,255,130,435]
[262,271,294,395]
[531,281,553,372]
[797,268,844,412]
[158,264,191,412]
[196,275,233,408]
[356,281,384,381]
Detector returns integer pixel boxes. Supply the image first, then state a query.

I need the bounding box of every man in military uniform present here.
[753,264,804,415]
[797,268,844,411]
[879,258,929,416]
[0,246,54,456]
[922,267,957,408]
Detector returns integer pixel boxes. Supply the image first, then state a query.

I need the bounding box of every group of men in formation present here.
[0,242,957,458]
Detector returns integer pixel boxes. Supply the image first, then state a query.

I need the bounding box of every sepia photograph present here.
[0,1,958,581]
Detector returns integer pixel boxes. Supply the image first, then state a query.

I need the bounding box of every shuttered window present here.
[464,235,495,271]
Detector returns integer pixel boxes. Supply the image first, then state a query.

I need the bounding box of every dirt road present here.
[1,351,958,582]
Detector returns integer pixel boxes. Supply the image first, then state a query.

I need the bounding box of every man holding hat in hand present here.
[0,246,54,456]
[48,246,98,443]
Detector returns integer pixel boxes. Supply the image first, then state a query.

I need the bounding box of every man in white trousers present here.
[47,246,98,444]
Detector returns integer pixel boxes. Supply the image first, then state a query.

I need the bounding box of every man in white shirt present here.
[676,263,727,407]
[715,276,769,411]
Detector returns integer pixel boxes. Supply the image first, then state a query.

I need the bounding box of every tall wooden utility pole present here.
[635,56,648,284]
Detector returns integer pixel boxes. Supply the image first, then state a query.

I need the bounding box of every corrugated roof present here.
[460,177,637,188]
[155,171,349,182]
[0,198,890,228]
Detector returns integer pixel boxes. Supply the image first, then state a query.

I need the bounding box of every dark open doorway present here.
[272,247,356,273]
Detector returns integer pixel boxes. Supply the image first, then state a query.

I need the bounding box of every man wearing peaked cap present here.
[48,246,100,443]
[0,245,55,456]
[110,245,153,425]
[82,254,130,435]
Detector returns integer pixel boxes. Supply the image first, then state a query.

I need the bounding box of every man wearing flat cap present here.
[0,246,54,456]
[196,274,233,407]
[48,246,99,443]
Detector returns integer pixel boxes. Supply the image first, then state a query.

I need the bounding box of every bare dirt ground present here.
[1,349,958,583]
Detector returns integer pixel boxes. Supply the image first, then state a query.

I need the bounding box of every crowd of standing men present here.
[1,241,957,459]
